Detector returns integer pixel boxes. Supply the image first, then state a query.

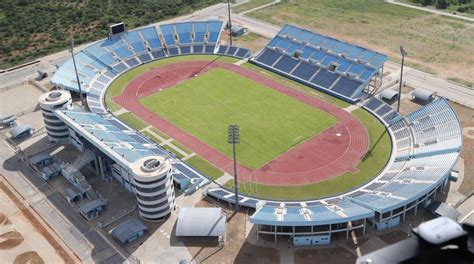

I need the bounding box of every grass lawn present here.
[224,108,391,200]
[248,0,474,86]
[223,32,270,53]
[105,55,240,111]
[186,156,224,180]
[233,0,275,14]
[116,112,148,131]
[140,68,337,169]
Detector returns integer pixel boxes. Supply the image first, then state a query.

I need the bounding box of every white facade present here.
[131,156,176,221]
[38,90,73,143]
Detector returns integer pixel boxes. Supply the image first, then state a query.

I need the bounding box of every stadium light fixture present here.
[228,124,240,211]
[397,45,407,113]
[70,37,84,106]
[227,0,233,46]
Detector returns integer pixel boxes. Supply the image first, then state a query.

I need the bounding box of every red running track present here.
[113,60,369,186]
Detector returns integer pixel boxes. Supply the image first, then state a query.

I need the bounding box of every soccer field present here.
[140,68,337,169]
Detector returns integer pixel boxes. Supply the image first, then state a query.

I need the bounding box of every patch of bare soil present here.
[14,251,45,264]
[294,247,356,264]
[0,231,24,250]
[452,103,474,195]
[379,230,408,244]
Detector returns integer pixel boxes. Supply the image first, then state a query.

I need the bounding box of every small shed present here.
[412,88,436,104]
[379,89,399,102]
[231,25,246,36]
[0,115,16,127]
[110,218,148,244]
[176,207,226,237]
[426,201,461,221]
[39,162,61,181]
[30,153,53,168]
[9,125,34,139]
[79,199,106,221]
[66,188,82,205]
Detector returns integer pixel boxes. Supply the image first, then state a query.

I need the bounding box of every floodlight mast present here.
[228,124,240,211]
[70,37,84,106]
[227,0,233,46]
[397,45,407,113]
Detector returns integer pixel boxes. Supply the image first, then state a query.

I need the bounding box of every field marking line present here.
[111,107,129,116]
[181,152,196,161]
[234,59,247,66]
[139,125,153,133]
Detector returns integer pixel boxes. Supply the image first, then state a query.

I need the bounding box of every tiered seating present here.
[252,24,388,103]
[217,45,252,59]
[159,21,223,55]
[405,98,462,157]
[56,111,211,189]
[363,97,402,124]
[52,20,251,114]
[348,98,461,212]
[207,98,460,227]
[251,199,373,226]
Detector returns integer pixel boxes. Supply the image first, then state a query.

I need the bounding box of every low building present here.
[9,125,34,139]
[379,89,398,103]
[0,115,16,127]
[30,153,53,168]
[231,25,246,36]
[79,199,106,221]
[110,218,148,244]
[176,207,226,238]
[412,88,436,104]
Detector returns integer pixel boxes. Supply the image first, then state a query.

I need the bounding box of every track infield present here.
[113,59,372,187]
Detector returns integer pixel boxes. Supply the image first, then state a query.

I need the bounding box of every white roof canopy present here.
[176,207,227,237]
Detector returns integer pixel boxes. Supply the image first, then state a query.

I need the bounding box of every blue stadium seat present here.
[193,22,207,43]
[160,24,176,46]
[256,48,282,66]
[274,55,299,73]
[292,62,319,80]
[310,69,339,89]
[331,76,363,98]
[139,27,162,49]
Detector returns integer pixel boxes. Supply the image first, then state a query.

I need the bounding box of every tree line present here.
[409,0,474,10]
[0,0,221,68]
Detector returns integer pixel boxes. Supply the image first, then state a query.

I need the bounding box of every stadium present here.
[46,19,461,245]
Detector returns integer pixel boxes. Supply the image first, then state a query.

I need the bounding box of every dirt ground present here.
[379,230,408,245]
[451,103,474,195]
[183,199,280,264]
[220,29,269,54]
[13,251,45,264]
[0,178,75,263]
[294,247,356,264]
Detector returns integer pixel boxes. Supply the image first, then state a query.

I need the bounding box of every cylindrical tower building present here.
[132,155,176,221]
[38,90,73,143]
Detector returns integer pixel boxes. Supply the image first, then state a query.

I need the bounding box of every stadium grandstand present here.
[45,19,462,245]
[207,97,461,242]
[51,20,251,113]
[251,25,388,103]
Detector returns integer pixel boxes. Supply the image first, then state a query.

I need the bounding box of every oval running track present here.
[113,60,369,186]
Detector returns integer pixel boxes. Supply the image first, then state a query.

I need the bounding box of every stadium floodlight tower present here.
[397,45,408,113]
[228,124,240,211]
[227,0,233,46]
[70,37,84,106]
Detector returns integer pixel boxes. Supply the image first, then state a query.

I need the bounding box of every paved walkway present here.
[385,0,474,23]
[239,0,281,15]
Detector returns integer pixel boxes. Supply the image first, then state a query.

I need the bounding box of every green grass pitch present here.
[140,68,337,169]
